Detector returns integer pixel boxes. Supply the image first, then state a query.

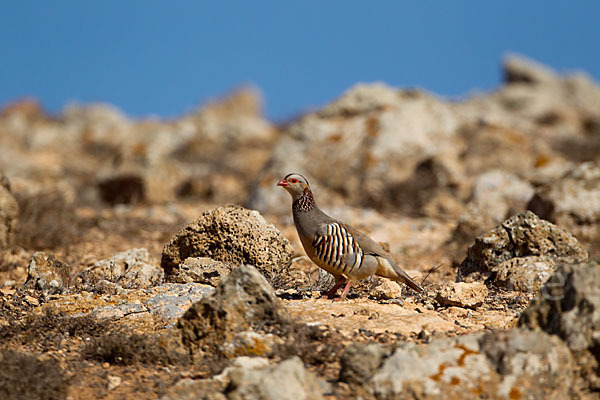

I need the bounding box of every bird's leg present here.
[324,281,344,299]
[335,281,353,301]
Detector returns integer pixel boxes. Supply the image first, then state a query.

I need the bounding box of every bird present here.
[277,173,423,300]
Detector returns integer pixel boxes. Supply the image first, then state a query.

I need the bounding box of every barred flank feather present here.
[312,222,364,275]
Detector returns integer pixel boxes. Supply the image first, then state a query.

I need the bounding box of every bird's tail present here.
[391,262,424,293]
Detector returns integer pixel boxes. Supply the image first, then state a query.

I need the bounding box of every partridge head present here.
[277,173,423,300]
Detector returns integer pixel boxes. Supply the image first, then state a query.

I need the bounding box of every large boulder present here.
[161,205,293,286]
[458,211,588,289]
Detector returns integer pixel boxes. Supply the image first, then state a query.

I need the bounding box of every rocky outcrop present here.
[458,211,588,289]
[248,84,463,214]
[161,205,294,286]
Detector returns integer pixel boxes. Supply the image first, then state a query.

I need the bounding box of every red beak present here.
[277,179,288,187]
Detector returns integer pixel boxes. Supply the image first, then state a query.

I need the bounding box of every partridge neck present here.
[293,188,315,213]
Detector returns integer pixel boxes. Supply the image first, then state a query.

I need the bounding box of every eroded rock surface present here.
[161,205,294,286]
[458,211,588,287]
[519,261,600,390]
[177,265,290,356]
[369,329,573,399]
[436,282,487,309]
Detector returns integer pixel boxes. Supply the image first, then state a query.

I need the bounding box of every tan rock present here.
[436,282,487,309]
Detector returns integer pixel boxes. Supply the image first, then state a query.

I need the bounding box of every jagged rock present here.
[74,248,164,294]
[168,257,231,286]
[370,329,573,399]
[436,282,487,309]
[339,343,388,385]
[23,252,70,294]
[0,175,18,249]
[519,261,600,390]
[458,211,588,286]
[177,265,290,356]
[248,84,462,214]
[161,205,293,286]
[528,162,600,252]
[226,356,324,400]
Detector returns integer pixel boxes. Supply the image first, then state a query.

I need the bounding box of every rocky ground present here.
[0,55,599,399]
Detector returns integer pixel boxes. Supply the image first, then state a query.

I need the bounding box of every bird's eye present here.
[290,178,298,183]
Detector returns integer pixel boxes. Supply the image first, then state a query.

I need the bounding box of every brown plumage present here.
[277,173,423,300]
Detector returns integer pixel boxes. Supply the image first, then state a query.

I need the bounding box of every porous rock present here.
[74,248,163,293]
[370,329,573,399]
[519,261,600,389]
[161,205,293,285]
[23,252,71,295]
[458,211,588,285]
[226,356,324,400]
[436,282,487,309]
[177,265,290,356]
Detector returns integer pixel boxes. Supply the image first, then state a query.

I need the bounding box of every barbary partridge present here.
[277,173,423,300]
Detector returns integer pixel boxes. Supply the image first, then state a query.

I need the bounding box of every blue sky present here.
[1,1,599,121]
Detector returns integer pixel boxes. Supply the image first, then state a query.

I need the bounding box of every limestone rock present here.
[368,279,403,300]
[23,252,70,295]
[75,248,164,294]
[436,282,487,309]
[528,162,600,251]
[519,261,600,390]
[177,265,290,356]
[491,256,556,292]
[226,356,324,400]
[339,343,388,385]
[168,257,231,287]
[458,211,588,285]
[370,329,573,399]
[161,205,293,286]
